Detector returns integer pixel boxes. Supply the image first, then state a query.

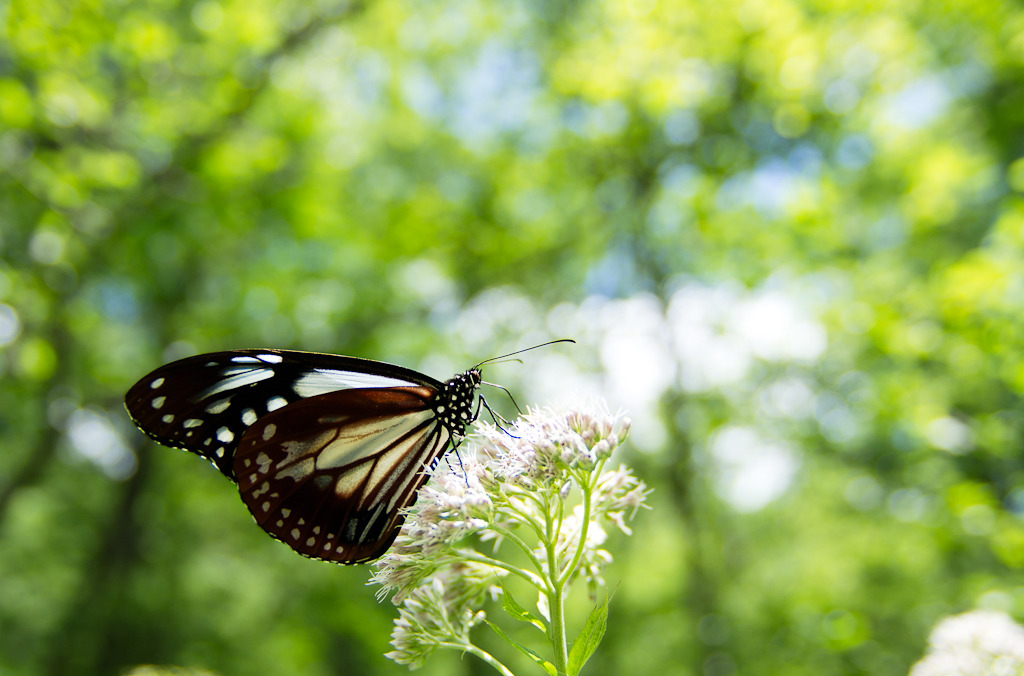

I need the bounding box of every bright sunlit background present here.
[3,0,1024,674]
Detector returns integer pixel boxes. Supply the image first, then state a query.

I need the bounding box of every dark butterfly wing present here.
[234,386,452,564]
[124,349,441,478]
[124,348,485,564]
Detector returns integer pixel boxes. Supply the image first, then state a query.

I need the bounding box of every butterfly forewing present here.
[124,349,439,478]
[233,387,452,564]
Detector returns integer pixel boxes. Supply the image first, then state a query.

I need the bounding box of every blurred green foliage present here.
[3,0,1024,674]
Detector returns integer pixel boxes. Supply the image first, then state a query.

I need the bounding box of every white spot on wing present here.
[262,424,276,440]
[150,377,165,389]
[216,427,234,443]
[183,418,203,428]
[259,354,283,363]
[242,408,257,425]
[267,396,288,412]
[162,414,174,423]
[290,528,300,540]
[151,396,166,409]
[255,452,272,473]
[231,356,261,363]
[206,398,232,414]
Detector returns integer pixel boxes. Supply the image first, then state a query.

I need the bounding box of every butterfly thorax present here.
[434,369,482,438]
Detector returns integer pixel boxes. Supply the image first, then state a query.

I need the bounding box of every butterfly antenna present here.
[474,338,575,369]
[479,357,524,368]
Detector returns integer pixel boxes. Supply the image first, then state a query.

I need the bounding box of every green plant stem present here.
[543,489,570,676]
[489,521,548,574]
[446,642,516,676]
[547,580,568,676]
[459,550,550,593]
[503,489,550,535]
[559,468,596,586]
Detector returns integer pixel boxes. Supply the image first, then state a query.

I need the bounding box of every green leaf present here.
[501,584,549,633]
[484,619,558,676]
[566,596,609,676]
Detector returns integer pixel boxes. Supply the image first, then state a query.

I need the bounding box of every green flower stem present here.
[506,492,553,537]
[494,493,550,542]
[558,464,601,586]
[543,491,570,676]
[546,555,569,675]
[488,522,549,575]
[458,550,551,593]
[443,642,516,676]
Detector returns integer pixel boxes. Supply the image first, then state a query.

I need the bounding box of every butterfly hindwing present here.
[124,349,440,478]
[233,387,452,564]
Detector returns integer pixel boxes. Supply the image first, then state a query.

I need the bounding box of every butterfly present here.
[124,340,572,564]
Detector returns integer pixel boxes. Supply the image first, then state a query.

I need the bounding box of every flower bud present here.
[619,417,632,442]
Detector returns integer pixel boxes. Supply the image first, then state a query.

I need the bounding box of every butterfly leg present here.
[442,436,470,486]
[480,396,520,439]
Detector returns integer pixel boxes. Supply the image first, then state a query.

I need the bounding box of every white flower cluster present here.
[480,405,628,483]
[370,401,647,671]
[910,610,1024,676]
[384,564,498,669]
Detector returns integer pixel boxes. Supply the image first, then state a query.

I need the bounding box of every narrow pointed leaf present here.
[501,584,549,633]
[566,596,609,676]
[484,619,558,676]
